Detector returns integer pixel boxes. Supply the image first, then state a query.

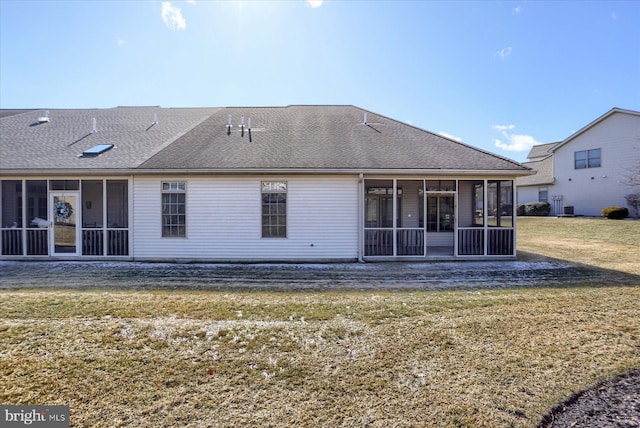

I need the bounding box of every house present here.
[1,105,531,262]
[517,108,640,217]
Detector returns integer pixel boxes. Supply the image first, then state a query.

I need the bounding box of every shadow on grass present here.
[1,254,639,291]
[517,250,640,288]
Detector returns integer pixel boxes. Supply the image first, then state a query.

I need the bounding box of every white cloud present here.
[493,124,542,152]
[514,5,522,14]
[162,2,186,31]
[307,0,324,8]
[494,46,512,59]
[493,124,515,132]
[438,132,462,142]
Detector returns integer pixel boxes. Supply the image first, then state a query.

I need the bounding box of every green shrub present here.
[601,206,629,219]
[521,202,551,216]
[516,204,526,216]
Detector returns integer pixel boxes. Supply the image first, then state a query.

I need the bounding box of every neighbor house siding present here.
[551,113,639,216]
[516,187,540,205]
[132,175,359,261]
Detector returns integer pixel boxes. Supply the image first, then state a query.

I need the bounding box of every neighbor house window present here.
[538,187,548,203]
[574,148,601,169]
[162,182,186,237]
[261,181,287,238]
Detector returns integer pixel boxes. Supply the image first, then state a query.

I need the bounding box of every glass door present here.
[50,192,79,255]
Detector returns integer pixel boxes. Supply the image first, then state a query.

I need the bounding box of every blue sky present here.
[1,0,638,162]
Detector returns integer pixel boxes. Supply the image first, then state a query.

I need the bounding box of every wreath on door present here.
[54,201,73,220]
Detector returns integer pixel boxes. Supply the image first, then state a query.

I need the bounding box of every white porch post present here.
[392,179,397,257]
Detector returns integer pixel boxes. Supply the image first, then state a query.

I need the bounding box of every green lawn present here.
[0,218,638,427]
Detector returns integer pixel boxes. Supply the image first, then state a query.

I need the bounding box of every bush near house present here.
[625,194,640,218]
[601,206,629,219]
[517,202,551,216]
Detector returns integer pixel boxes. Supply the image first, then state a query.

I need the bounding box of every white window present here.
[261,181,287,238]
[162,182,186,237]
[538,187,548,203]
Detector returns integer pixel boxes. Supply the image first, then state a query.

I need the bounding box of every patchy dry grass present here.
[517,217,640,275]
[0,218,639,427]
[1,289,639,427]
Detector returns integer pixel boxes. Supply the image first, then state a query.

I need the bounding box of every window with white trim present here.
[538,187,548,203]
[261,181,287,238]
[162,182,186,237]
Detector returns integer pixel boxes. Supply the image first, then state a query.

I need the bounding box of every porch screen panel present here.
[107,180,128,228]
[82,180,103,228]
[26,181,48,255]
[364,180,397,256]
[488,181,513,227]
[82,180,104,256]
[397,180,424,256]
[1,180,23,255]
[487,180,515,256]
[108,180,129,255]
[2,181,23,228]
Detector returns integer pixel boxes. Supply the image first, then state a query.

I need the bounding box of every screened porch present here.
[1,179,129,257]
[363,178,515,259]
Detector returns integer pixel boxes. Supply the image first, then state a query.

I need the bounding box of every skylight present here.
[82,144,114,157]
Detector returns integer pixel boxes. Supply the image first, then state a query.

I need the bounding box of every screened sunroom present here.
[362,178,515,259]
[1,179,129,258]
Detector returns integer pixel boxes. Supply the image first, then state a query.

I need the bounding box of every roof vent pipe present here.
[91,118,97,133]
[37,110,50,123]
[363,112,368,125]
[227,114,232,135]
[153,113,158,124]
[240,115,245,137]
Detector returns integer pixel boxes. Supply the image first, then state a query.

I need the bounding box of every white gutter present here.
[1,168,534,177]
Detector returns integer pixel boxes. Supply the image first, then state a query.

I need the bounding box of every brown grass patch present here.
[1,288,639,427]
[1,218,639,426]
[517,217,640,275]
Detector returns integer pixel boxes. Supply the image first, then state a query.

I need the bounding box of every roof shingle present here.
[1,105,529,174]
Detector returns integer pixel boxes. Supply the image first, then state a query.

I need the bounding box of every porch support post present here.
[128,176,134,259]
[454,180,459,257]
[357,173,364,262]
[483,179,488,256]
[103,180,108,256]
[392,179,397,257]
[21,180,27,256]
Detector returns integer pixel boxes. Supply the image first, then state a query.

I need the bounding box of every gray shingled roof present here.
[0,107,218,170]
[517,155,554,186]
[139,105,529,172]
[525,142,559,161]
[1,105,529,174]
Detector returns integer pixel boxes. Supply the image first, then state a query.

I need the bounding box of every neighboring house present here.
[1,105,531,262]
[517,108,640,217]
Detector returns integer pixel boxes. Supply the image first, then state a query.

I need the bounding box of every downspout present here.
[358,173,364,263]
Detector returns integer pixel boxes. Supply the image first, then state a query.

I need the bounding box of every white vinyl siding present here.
[133,176,359,261]
[552,112,639,216]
